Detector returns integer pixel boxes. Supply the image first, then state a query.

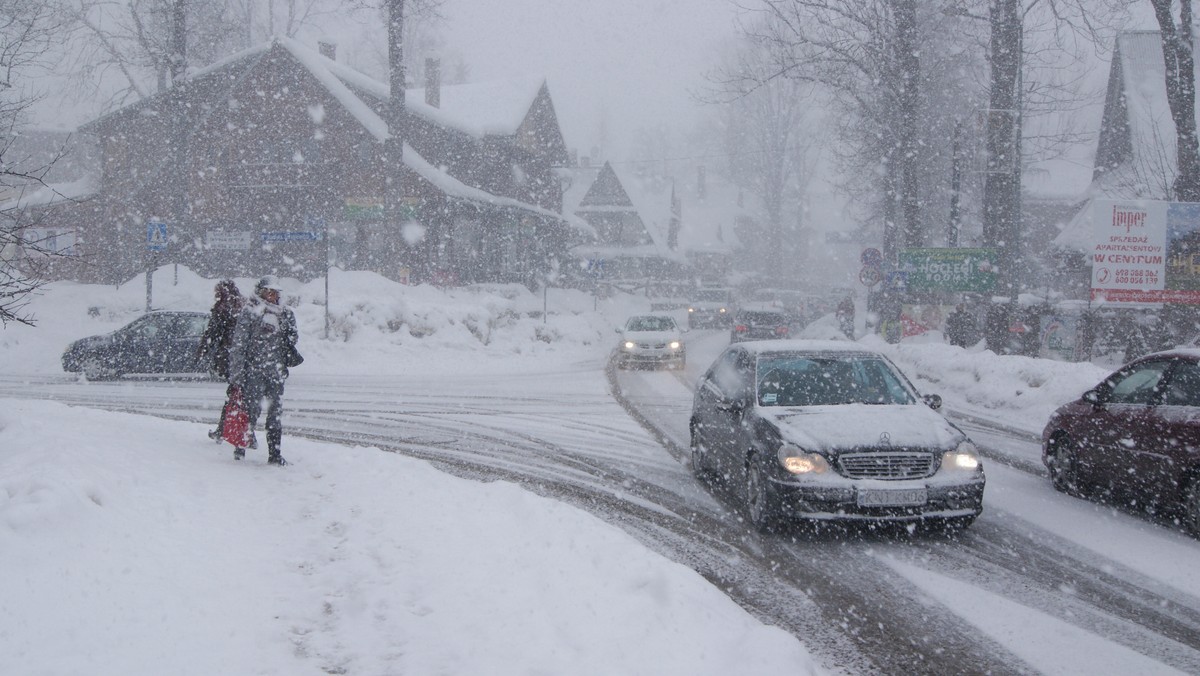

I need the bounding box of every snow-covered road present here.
[5,324,1200,674]
[614,328,1200,674]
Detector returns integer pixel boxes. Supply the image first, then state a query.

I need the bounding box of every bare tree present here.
[1149,0,1200,201]
[0,0,71,326]
[704,29,818,283]
[745,0,937,266]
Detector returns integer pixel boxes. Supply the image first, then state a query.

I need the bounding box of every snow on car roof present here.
[733,339,878,357]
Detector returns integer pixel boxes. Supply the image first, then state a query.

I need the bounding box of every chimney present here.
[318,40,336,61]
[425,58,441,108]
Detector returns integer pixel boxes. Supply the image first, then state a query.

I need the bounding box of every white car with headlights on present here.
[616,315,687,370]
[689,340,984,532]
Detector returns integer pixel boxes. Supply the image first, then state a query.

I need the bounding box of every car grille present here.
[838,451,937,480]
[637,341,669,349]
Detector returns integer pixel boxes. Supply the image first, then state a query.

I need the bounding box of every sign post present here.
[145,219,168,311]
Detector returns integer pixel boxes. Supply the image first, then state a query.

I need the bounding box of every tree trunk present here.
[1151,0,1200,202]
[385,0,416,279]
[894,0,922,248]
[983,0,1023,348]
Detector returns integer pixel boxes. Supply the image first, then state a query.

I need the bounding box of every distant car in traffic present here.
[690,340,985,532]
[61,311,210,380]
[687,288,734,329]
[730,308,791,343]
[1042,348,1200,534]
[616,314,686,370]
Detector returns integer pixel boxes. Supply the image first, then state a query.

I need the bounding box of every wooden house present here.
[14,37,590,287]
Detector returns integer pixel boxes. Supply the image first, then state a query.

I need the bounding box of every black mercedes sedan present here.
[690,340,985,532]
[62,311,209,380]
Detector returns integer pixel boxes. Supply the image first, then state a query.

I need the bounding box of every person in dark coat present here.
[197,279,244,441]
[945,303,975,348]
[836,294,855,339]
[227,276,300,465]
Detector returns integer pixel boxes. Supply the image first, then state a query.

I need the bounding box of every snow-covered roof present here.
[1053,31,1188,252]
[87,37,545,143]
[405,143,593,236]
[561,165,601,215]
[73,37,585,235]
[562,162,685,262]
[409,76,546,137]
[0,175,98,212]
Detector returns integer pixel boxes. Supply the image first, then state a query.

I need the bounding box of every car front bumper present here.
[619,348,685,366]
[688,310,729,326]
[771,476,985,521]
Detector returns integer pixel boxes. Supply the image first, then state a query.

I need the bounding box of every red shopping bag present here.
[222,386,252,448]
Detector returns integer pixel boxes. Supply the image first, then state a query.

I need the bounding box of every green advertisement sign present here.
[898,248,998,293]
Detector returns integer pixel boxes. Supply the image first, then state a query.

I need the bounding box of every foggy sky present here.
[441,0,740,162]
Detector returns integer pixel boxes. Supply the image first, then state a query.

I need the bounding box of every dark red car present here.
[1042,349,1200,534]
[730,308,791,343]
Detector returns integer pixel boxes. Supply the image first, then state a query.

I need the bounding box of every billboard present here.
[897,248,998,293]
[1090,199,1200,305]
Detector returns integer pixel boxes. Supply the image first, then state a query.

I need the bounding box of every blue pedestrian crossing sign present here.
[147,220,168,252]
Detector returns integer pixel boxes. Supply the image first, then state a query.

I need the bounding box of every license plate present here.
[857,488,928,507]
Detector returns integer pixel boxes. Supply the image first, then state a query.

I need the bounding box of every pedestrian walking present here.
[227,276,302,465]
[945,303,976,348]
[197,279,244,441]
[836,293,855,339]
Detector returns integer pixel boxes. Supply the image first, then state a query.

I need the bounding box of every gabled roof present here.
[1089,30,1200,199]
[74,37,588,233]
[1054,30,1195,251]
[564,161,682,260]
[85,37,549,143]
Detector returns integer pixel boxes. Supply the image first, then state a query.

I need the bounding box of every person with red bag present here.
[198,279,245,443]
[226,276,301,465]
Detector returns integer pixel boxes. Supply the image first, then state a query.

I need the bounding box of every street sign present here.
[898,248,997,293]
[206,230,254,250]
[146,220,168,252]
[859,265,882,287]
[885,271,908,292]
[586,258,606,278]
[861,247,883,267]
[262,231,323,243]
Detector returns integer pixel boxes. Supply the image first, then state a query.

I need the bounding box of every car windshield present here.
[626,316,676,332]
[756,354,915,406]
[693,290,728,302]
[738,312,785,325]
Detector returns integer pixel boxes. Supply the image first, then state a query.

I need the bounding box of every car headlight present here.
[669,340,681,350]
[688,307,695,313]
[778,444,830,474]
[623,341,636,350]
[719,307,727,313]
[943,442,981,471]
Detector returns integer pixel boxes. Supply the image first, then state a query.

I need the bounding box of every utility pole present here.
[982,0,1022,347]
[384,0,409,280]
[149,0,188,312]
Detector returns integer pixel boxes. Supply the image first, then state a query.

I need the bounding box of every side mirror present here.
[923,394,943,410]
[718,394,749,413]
[1081,388,1103,406]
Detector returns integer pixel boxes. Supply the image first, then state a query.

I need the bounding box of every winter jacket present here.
[197,294,243,379]
[227,296,299,388]
[945,310,975,348]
